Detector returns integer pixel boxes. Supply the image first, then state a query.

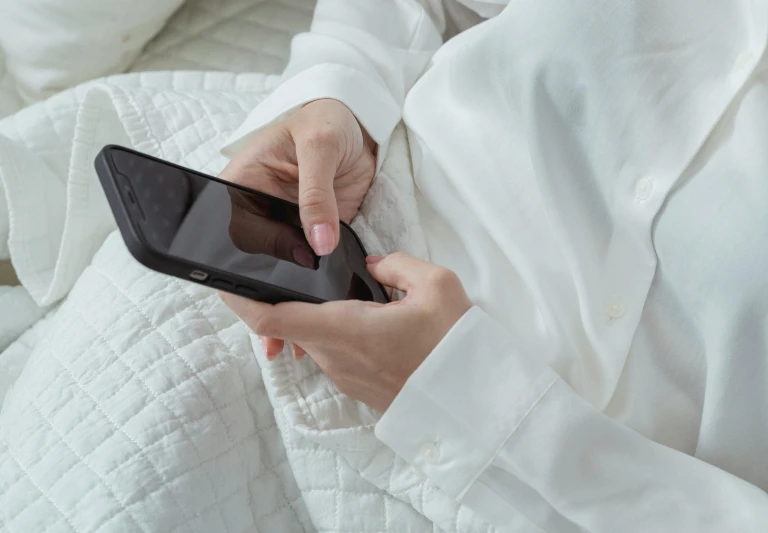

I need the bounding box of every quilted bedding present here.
[0,2,506,532]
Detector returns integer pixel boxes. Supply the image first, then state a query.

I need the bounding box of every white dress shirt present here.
[222,0,768,530]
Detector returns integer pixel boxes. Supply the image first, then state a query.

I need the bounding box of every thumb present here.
[294,131,341,256]
[366,252,438,292]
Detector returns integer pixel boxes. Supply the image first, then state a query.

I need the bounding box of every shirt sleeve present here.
[220,0,446,170]
[376,306,768,532]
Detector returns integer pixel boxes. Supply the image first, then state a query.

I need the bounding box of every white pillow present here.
[0,0,184,101]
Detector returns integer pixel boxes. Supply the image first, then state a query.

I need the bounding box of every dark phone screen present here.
[109,149,386,303]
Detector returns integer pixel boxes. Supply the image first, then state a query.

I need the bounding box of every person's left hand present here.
[220,253,472,413]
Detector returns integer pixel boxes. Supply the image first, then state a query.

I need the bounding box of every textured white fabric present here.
[222,0,768,530]
[0,54,22,121]
[0,69,498,531]
[130,0,316,75]
[0,0,184,102]
[0,303,56,406]
[0,0,316,111]
[0,2,490,530]
[0,287,48,354]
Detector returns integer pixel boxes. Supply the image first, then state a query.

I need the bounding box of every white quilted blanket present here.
[0,68,504,532]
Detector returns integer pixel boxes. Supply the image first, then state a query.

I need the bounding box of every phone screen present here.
[108,148,385,303]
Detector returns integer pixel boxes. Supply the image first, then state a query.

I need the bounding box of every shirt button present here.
[419,441,441,463]
[732,50,754,73]
[634,177,654,202]
[606,300,626,320]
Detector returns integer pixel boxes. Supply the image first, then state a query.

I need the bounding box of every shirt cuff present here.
[220,63,401,173]
[375,306,559,500]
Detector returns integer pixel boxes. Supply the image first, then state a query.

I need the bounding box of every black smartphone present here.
[95,145,389,304]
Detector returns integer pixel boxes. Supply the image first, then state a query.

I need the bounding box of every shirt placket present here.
[594,14,768,408]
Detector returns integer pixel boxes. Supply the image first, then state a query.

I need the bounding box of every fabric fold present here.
[0,70,498,532]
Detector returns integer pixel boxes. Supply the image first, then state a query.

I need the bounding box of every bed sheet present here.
[0,55,23,120]
[0,3,504,531]
[0,69,499,533]
[131,0,315,75]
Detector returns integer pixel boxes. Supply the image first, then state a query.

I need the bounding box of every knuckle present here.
[387,251,409,263]
[220,157,267,187]
[428,267,461,290]
[252,313,281,338]
[299,186,334,220]
[300,185,331,206]
[303,125,340,150]
[218,160,245,184]
[220,125,293,185]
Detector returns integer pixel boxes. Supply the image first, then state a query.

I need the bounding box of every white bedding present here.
[0,2,502,531]
[0,70,501,533]
[0,56,23,120]
[0,0,314,119]
[131,0,315,74]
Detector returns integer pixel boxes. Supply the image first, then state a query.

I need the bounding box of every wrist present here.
[375,307,560,499]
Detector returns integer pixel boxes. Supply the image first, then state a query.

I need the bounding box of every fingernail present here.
[366,255,384,264]
[293,246,315,268]
[259,337,276,360]
[310,223,334,256]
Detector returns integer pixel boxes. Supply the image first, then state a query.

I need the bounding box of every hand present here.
[220,253,473,413]
[219,99,377,257]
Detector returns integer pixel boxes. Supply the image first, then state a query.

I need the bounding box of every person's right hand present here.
[219,98,377,257]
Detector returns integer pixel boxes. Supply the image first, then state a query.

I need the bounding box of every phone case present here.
[95,145,389,304]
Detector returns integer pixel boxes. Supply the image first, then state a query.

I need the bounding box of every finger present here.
[221,290,354,342]
[218,124,298,193]
[221,293,286,358]
[362,257,394,298]
[220,291,273,331]
[259,336,285,360]
[294,129,341,256]
[293,343,306,360]
[262,302,351,342]
[365,252,440,292]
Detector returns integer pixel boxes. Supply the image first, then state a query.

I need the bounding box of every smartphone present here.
[95,145,389,304]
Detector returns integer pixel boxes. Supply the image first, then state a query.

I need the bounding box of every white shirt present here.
[222,0,768,530]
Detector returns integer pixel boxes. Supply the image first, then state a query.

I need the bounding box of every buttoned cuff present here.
[220,63,401,173]
[375,306,559,500]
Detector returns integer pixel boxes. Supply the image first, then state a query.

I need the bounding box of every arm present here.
[222,253,768,532]
[377,307,768,531]
[222,0,447,166]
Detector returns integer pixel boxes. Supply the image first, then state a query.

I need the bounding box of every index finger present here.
[220,292,351,342]
[294,130,341,255]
